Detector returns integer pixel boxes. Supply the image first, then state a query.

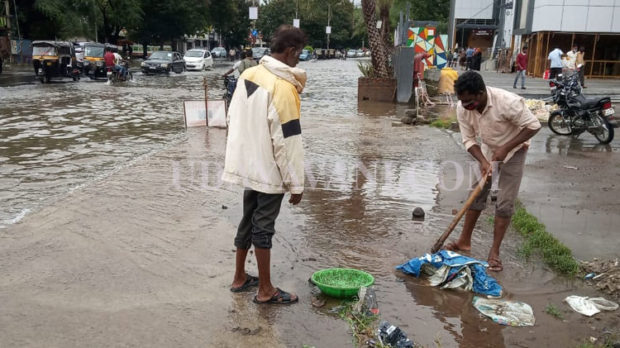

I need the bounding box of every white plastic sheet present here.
[565,296,619,316]
[473,296,536,327]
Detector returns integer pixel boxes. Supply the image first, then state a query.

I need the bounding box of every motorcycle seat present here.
[574,95,609,109]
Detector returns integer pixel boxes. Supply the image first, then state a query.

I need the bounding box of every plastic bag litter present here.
[397,250,502,297]
[472,296,536,327]
[564,296,619,316]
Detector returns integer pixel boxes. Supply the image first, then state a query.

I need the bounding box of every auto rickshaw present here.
[82,42,106,79]
[32,41,80,83]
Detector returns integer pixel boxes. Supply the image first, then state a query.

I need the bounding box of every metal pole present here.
[326,3,330,50]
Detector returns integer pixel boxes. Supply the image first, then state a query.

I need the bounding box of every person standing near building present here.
[513,47,528,89]
[548,47,563,79]
[567,44,578,72]
[447,71,541,272]
[472,48,482,71]
[223,24,307,305]
[466,47,474,70]
[576,46,587,88]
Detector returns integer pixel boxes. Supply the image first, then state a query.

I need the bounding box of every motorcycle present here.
[547,72,615,144]
[106,61,133,83]
[223,75,237,107]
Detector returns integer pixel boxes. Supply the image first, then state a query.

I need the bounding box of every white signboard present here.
[249,7,258,20]
[293,19,300,28]
[326,26,332,34]
[183,100,227,128]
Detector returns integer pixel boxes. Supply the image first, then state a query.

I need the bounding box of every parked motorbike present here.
[547,73,615,144]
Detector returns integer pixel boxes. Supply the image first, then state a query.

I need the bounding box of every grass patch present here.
[512,201,580,276]
[545,303,564,320]
[338,301,385,347]
[429,118,453,129]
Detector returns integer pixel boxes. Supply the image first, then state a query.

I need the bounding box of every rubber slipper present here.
[487,258,503,272]
[253,288,298,305]
[230,274,259,293]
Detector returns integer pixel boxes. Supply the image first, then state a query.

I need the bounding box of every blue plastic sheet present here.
[396,250,502,297]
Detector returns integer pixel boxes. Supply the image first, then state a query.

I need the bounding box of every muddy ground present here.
[1,60,619,347]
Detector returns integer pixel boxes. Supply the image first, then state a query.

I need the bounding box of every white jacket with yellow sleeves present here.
[222,55,306,194]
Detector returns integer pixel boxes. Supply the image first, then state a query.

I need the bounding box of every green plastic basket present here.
[311,268,375,298]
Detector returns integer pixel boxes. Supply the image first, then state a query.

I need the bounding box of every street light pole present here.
[326,3,331,50]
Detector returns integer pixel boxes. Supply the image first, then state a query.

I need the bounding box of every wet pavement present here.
[1,59,619,347]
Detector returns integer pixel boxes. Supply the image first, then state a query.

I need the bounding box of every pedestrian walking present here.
[513,46,528,89]
[447,71,541,272]
[229,47,237,62]
[223,24,307,305]
[548,47,563,79]
[576,46,587,88]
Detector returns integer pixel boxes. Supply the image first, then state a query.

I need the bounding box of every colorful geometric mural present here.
[407,27,448,70]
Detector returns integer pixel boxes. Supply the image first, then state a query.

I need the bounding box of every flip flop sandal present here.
[253,288,298,305]
[487,258,503,272]
[230,274,259,293]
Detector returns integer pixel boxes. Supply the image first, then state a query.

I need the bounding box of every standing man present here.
[447,71,541,272]
[567,44,578,72]
[222,25,307,304]
[576,46,587,88]
[548,47,563,79]
[466,47,474,70]
[513,46,528,89]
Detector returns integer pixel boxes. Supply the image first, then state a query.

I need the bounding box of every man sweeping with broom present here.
[446,71,541,272]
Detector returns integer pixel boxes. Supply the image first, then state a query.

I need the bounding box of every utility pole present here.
[4,0,11,63]
[326,3,331,50]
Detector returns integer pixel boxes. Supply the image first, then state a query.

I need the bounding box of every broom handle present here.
[431,167,491,253]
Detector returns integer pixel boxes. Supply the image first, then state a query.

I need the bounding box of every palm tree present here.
[361,0,390,78]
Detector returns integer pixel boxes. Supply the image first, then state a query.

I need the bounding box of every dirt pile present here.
[581,258,620,299]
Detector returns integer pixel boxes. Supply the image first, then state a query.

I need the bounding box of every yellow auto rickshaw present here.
[32,41,80,83]
[82,42,106,79]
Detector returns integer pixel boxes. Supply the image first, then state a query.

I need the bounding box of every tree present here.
[207,0,251,49]
[132,0,209,55]
[362,0,390,78]
[391,0,450,32]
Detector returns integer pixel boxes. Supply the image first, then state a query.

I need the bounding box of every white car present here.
[211,47,227,58]
[183,49,213,71]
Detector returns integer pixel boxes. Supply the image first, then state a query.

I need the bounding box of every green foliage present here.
[208,0,250,48]
[257,0,357,49]
[357,61,375,78]
[390,0,450,37]
[304,45,314,52]
[429,118,453,129]
[512,202,580,276]
[545,303,564,320]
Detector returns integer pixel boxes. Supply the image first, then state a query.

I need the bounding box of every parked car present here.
[141,51,185,74]
[356,49,365,57]
[211,47,227,58]
[347,49,357,58]
[251,47,270,61]
[183,49,213,71]
[364,50,371,57]
[299,49,311,61]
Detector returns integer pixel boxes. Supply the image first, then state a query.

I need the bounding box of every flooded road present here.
[1,59,618,347]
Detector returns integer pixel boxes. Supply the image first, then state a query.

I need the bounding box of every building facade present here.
[449,0,620,78]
